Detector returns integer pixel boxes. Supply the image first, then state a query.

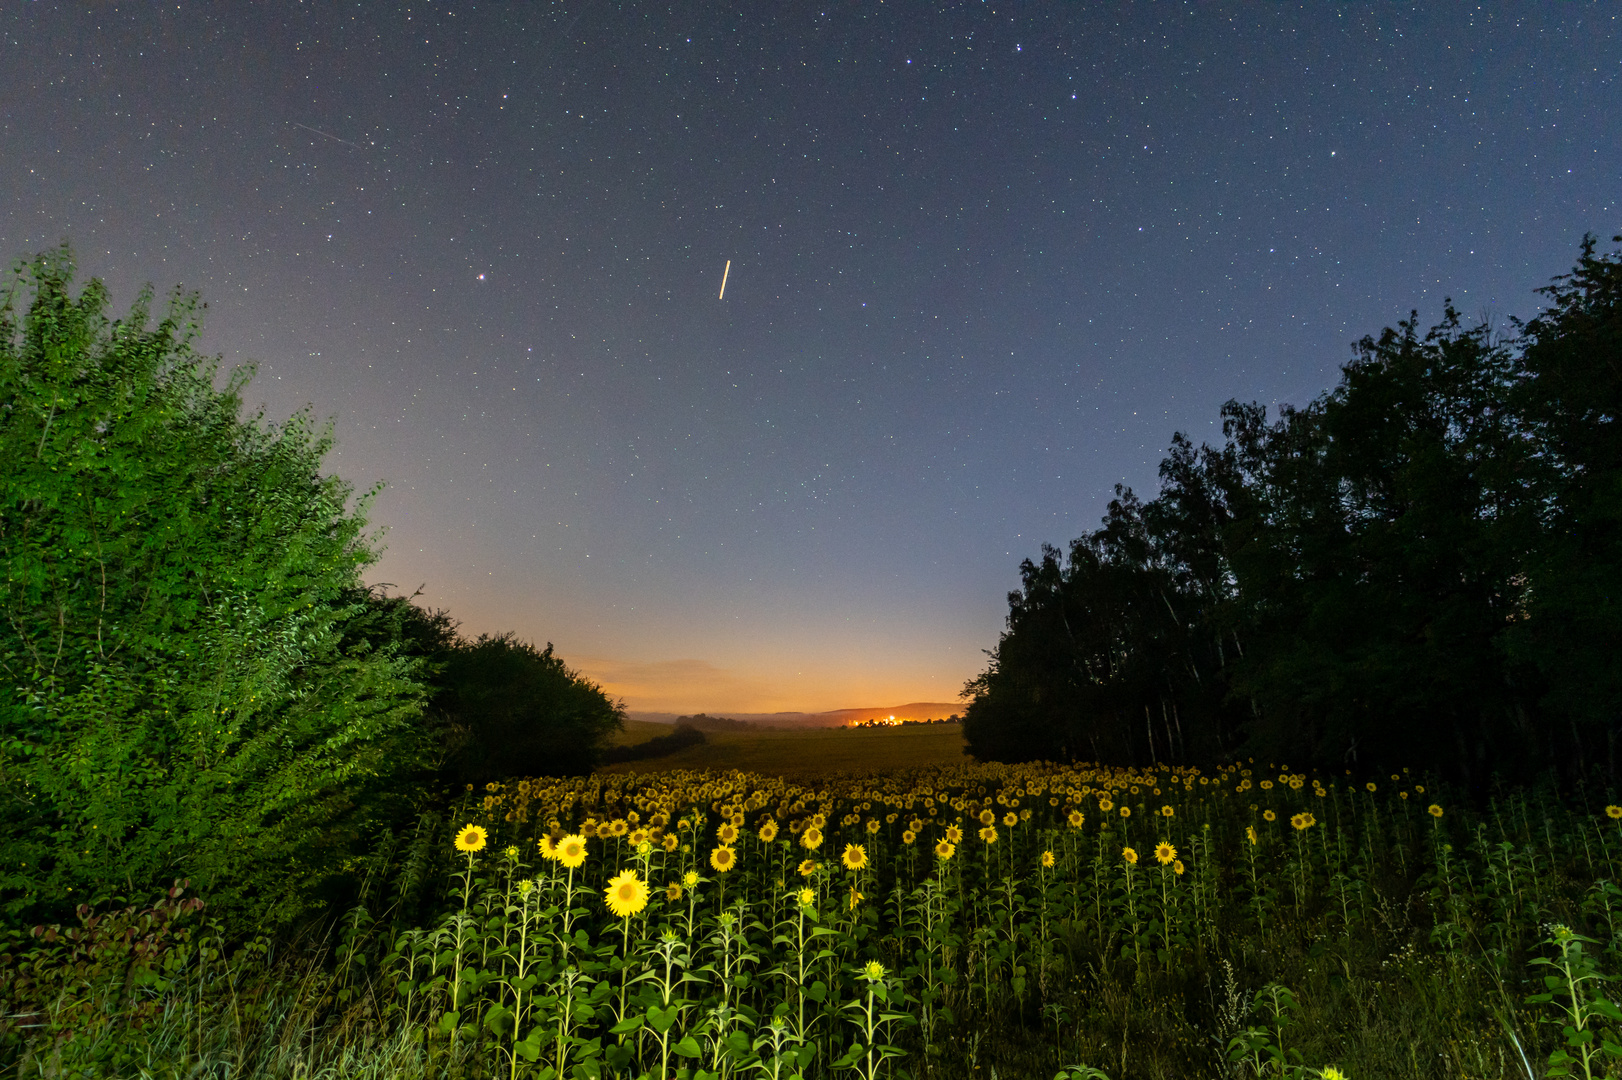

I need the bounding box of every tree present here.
[964,235,1622,785]
[1503,235,1622,776]
[437,633,624,785]
[0,248,429,922]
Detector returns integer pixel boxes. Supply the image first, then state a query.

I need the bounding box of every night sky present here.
[3,3,1617,716]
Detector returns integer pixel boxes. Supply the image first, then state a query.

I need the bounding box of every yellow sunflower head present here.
[1067,809,1086,829]
[759,819,779,842]
[1122,846,1138,865]
[934,839,955,861]
[558,834,588,868]
[1430,804,1446,819]
[797,887,816,907]
[538,835,560,861]
[1263,810,1277,823]
[710,845,737,873]
[1003,811,1018,828]
[1040,850,1055,868]
[797,858,819,877]
[1154,841,1177,865]
[454,825,488,853]
[1173,859,1185,875]
[802,826,824,851]
[841,843,868,871]
[901,830,916,845]
[604,871,648,919]
[683,869,699,888]
[1119,806,1131,819]
[666,882,682,901]
[978,825,998,844]
[945,825,963,843]
[717,822,738,843]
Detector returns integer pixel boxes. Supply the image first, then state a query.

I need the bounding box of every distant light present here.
[478,273,486,280]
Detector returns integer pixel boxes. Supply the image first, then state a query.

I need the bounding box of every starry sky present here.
[3,3,1618,716]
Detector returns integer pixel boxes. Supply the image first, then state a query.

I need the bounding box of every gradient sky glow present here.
[3,3,1618,714]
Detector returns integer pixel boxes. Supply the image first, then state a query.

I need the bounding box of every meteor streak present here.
[719,259,731,299]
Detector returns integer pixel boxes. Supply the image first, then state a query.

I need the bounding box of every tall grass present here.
[6,761,1622,1079]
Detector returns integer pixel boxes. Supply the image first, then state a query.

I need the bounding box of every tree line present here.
[0,248,621,925]
[963,235,1622,788]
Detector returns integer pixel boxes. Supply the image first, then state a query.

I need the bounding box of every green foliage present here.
[0,248,431,923]
[965,234,1622,783]
[438,632,625,785]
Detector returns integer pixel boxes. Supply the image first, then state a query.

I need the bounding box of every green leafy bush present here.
[0,248,430,924]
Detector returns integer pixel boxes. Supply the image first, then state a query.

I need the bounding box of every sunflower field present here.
[8,760,1622,1079]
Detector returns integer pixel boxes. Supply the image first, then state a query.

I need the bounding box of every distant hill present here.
[627,702,962,729]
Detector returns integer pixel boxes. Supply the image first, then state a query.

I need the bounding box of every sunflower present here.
[842,843,868,871]
[934,840,956,861]
[604,871,648,918]
[666,882,682,901]
[1098,798,1114,812]
[1119,806,1131,819]
[1426,804,1444,819]
[901,829,916,845]
[1262,810,1277,823]
[454,824,488,853]
[610,819,629,837]
[717,822,739,844]
[797,858,819,876]
[759,819,779,842]
[1122,846,1139,865]
[1160,805,1175,818]
[978,825,998,844]
[1002,811,1018,828]
[710,845,737,873]
[1365,782,1377,793]
[1173,859,1185,875]
[1246,825,1258,846]
[802,826,824,851]
[945,824,964,843]
[538,835,560,861]
[557,834,589,868]
[1154,841,1177,865]
[847,885,864,910]
[862,960,886,982]
[797,887,816,907]
[1067,809,1086,829]
[1608,805,1622,821]
[979,808,996,826]
[1290,812,1316,831]
[1040,850,1055,869]
[683,870,699,888]
[662,833,680,853]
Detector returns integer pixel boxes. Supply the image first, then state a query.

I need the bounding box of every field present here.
[604,722,968,777]
[7,758,1622,1080]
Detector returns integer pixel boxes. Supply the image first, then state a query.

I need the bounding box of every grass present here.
[599,722,967,777]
